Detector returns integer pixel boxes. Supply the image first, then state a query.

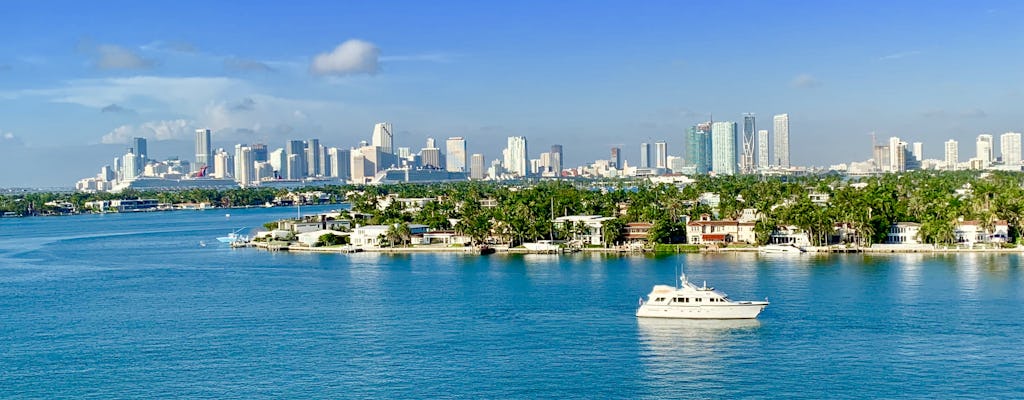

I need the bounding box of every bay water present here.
[2,206,1022,398]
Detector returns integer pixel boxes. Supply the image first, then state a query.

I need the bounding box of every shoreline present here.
[246,242,1024,255]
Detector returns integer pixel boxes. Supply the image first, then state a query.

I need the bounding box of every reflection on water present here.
[637,317,761,395]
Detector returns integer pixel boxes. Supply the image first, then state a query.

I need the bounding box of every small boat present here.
[217,228,249,244]
[758,243,805,253]
[636,273,769,319]
[523,240,561,252]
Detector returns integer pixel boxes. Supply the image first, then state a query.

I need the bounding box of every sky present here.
[1,0,1022,187]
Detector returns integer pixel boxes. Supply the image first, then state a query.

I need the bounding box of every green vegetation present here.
[6,171,1024,248]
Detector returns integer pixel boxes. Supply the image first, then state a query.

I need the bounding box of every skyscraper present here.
[131,137,148,164]
[888,136,906,172]
[945,140,959,170]
[1001,132,1021,165]
[470,153,485,180]
[122,150,138,180]
[250,143,268,162]
[234,144,254,187]
[372,122,393,154]
[327,147,350,180]
[503,136,528,177]
[741,113,755,173]
[977,134,994,165]
[269,148,286,178]
[772,114,790,168]
[194,128,212,174]
[305,138,321,177]
[639,142,651,168]
[213,149,231,179]
[285,140,306,179]
[912,142,923,161]
[757,129,769,170]
[685,123,712,174]
[610,147,621,169]
[420,138,442,169]
[445,137,467,172]
[711,121,738,175]
[655,141,668,169]
[550,144,563,174]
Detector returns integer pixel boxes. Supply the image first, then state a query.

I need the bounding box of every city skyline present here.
[2,2,1024,186]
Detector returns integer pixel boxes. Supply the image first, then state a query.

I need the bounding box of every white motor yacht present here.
[523,240,561,252]
[636,274,769,319]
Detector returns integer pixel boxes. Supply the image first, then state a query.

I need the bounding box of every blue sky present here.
[1,1,1022,186]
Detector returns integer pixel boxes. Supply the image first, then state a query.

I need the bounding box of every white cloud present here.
[310,39,380,76]
[101,119,192,144]
[791,74,822,88]
[13,76,245,110]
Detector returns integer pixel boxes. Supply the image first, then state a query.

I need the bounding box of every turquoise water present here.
[2,207,1023,398]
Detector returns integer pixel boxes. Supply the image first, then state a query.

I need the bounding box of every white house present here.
[553,215,616,245]
[885,222,921,244]
[769,225,812,246]
[350,224,430,247]
[686,214,756,245]
[955,220,1010,246]
[296,229,348,246]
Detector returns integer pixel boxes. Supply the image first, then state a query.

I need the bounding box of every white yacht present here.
[758,243,806,254]
[636,274,768,319]
[217,228,249,244]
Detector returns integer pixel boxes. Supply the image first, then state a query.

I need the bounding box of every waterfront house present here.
[954,220,1010,246]
[885,222,922,244]
[623,222,653,243]
[553,215,616,245]
[769,225,812,246]
[296,229,348,246]
[686,214,755,245]
[350,224,430,247]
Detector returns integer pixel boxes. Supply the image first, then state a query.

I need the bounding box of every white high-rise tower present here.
[446,137,467,172]
[772,114,790,168]
[503,136,528,177]
[977,134,994,166]
[1000,132,1021,165]
[711,121,738,175]
[194,128,212,174]
[757,129,769,169]
[944,140,958,170]
[655,141,668,169]
[372,122,393,154]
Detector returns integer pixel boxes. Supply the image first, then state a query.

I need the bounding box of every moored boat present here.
[758,243,805,253]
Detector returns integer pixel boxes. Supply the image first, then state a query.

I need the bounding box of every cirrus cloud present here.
[310,39,379,76]
[791,74,822,89]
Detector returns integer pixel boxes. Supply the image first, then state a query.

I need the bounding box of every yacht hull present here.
[636,302,768,319]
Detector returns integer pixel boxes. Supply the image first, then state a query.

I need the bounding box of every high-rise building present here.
[235,144,254,187]
[350,152,367,184]
[667,155,684,173]
[685,123,712,174]
[772,114,790,168]
[122,151,138,181]
[213,150,231,179]
[610,147,621,169]
[194,128,212,174]
[503,136,528,177]
[711,121,738,175]
[250,143,268,162]
[327,147,351,180]
[912,142,923,161]
[285,140,306,179]
[639,142,651,168]
[550,144,563,174]
[372,122,393,154]
[1000,132,1021,165]
[269,148,285,178]
[977,134,994,165]
[470,153,485,180]
[888,137,906,172]
[420,138,442,169]
[131,137,148,165]
[741,113,755,173]
[757,129,769,169]
[944,140,959,170]
[655,141,668,169]
[305,139,321,177]
[445,137,467,172]
[397,147,412,159]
